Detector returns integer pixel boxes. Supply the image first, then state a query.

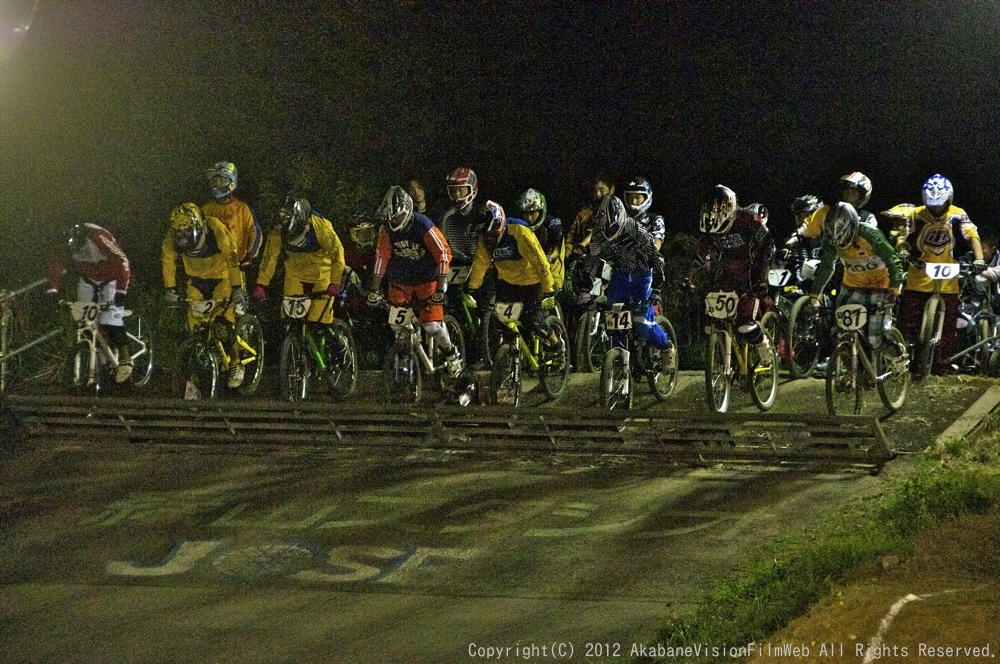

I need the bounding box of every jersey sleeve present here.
[255,228,283,287]
[315,216,346,285]
[468,239,492,291]
[373,227,391,278]
[161,233,179,290]
[513,225,554,293]
[95,229,131,293]
[423,225,452,277]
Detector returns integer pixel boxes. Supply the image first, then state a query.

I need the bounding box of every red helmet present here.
[478,200,506,249]
[446,167,478,210]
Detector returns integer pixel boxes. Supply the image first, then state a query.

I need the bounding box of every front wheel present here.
[704,330,730,413]
[279,333,308,401]
[384,344,422,403]
[324,320,358,399]
[760,310,781,370]
[479,309,503,369]
[917,295,940,378]
[66,341,99,396]
[600,346,631,410]
[125,313,154,386]
[787,295,820,379]
[489,343,520,406]
[749,330,778,411]
[574,309,610,373]
[649,316,679,400]
[826,341,862,415]
[539,316,570,399]
[235,313,265,396]
[174,338,219,400]
[876,326,910,413]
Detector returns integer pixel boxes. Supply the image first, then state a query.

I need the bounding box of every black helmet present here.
[66,223,88,253]
[623,177,653,216]
[791,195,823,215]
[279,195,312,242]
[699,185,738,234]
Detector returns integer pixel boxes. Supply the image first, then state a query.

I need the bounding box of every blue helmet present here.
[207,162,238,199]
[922,174,954,210]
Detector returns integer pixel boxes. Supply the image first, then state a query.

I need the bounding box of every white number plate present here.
[705,291,738,319]
[69,302,100,323]
[388,306,416,328]
[189,299,222,317]
[767,268,792,288]
[494,302,523,324]
[923,262,960,280]
[604,309,632,331]
[835,303,868,331]
[282,296,311,319]
[447,265,472,285]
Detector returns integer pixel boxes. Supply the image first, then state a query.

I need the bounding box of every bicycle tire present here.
[787,295,821,378]
[704,330,730,413]
[66,341,98,396]
[826,341,862,415]
[235,313,265,396]
[279,334,308,401]
[384,345,421,403]
[976,317,993,375]
[574,309,610,374]
[750,330,778,411]
[125,313,154,386]
[760,310,781,370]
[489,343,520,406]
[174,338,218,400]
[649,316,679,400]
[876,326,910,413]
[539,316,570,399]
[324,320,358,399]
[600,347,631,410]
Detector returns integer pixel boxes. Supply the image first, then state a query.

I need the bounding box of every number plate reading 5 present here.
[447,265,472,285]
[835,304,868,331]
[282,296,311,319]
[705,292,738,319]
[494,302,523,324]
[604,309,632,330]
[388,306,416,327]
[923,262,960,280]
[69,302,100,323]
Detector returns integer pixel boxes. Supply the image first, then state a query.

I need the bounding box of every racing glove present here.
[327,283,343,298]
[430,289,446,305]
[540,295,557,310]
[113,292,127,308]
[251,285,267,301]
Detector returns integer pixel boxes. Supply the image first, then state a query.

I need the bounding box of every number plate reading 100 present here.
[705,292,738,319]
[604,309,632,330]
[282,296,311,319]
[494,302,523,324]
[388,306,416,327]
[835,304,868,331]
[923,262,960,280]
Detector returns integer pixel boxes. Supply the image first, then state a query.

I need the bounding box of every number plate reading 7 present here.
[923,262,960,280]
[282,297,311,319]
[494,302,523,324]
[835,304,868,331]
[69,302,100,323]
[604,309,632,330]
[388,306,416,327]
[447,265,472,285]
[705,292,738,319]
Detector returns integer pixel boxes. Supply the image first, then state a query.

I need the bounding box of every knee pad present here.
[422,321,451,346]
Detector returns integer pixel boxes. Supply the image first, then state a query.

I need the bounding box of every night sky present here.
[2,0,999,287]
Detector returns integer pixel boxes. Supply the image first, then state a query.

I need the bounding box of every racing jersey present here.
[632,210,666,245]
[374,212,451,285]
[595,216,662,273]
[255,212,345,288]
[201,197,262,265]
[161,215,243,289]
[469,218,554,292]
[565,203,596,254]
[811,223,904,294]
[48,223,131,293]
[533,215,565,290]
[439,200,488,264]
[896,204,979,294]
[799,204,877,238]
[698,208,775,291]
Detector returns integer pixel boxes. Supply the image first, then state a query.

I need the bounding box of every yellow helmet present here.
[169,203,206,254]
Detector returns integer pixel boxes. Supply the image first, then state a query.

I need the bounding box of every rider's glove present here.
[776,247,792,263]
[327,283,343,298]
[430,289,446,305]
[973,259,987,274]
[897,250,910,265]
[571,245,588,259]
[366,291,384,308]
[808,294,821,311]
[45,286,59,296]
[344,268,361,289]
[231,288,247,309]
[164,289,181,305]
[540,295,557,310]
[113,292,126,308]
[251,285,267,301]
[464,291,478,309]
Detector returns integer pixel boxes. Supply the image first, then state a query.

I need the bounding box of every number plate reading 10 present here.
[388,306,416,327]
[69,302,100,323]
[604,309,632,330]
[835,304,868,331]
[494,302,523,324]
[705,292,738,319]
[282,296,311,319]
[923,262,960,280]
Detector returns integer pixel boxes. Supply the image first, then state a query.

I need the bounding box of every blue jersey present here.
[375,212,451,285]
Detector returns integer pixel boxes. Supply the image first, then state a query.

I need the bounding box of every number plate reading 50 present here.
[282,296,311,319]
[835,304,868,331]
[923,262,960,280]
[705,292,738,319]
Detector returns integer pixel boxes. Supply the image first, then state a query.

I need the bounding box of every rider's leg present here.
[934,294,960,375]
[736,290,772,366]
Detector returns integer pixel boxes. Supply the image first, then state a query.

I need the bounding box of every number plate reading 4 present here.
[69,302,100,323]
[923,262,960,280]
[835,304,868,331]
[388,306,416,327]
[705,292,738,319]
[494,302,523,324]
[604,309,632,330]
[282,297,311,319]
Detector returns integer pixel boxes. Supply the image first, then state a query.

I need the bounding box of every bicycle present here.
[173,298,265,400]
[277,295,357,401]
[826,302,910,415]
[703,291,778,413]
[446,265,487,366]
[911,260,959,377]
[599,302,678,410]
[64,299,153,395]
[571,258,614,373]
[489,301,570,406]
[760,253,806,371]
[953,263,1000,375]
[383,304,469,404]
[786,281,837,379]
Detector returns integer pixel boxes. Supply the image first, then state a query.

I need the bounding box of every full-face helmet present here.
[446,167,478,211]
[206,162,238,199]
[278,195,312,243]
[169,203,207,255]
[623,177,653,217]
[347,211,377,249]
[477,200,506,250]
[840,172,872,208]
[377,185,414,232]
[593,195,629,242]
[518,188,547,231]
[699,185,738,234]
[746,203,769,226]
[922,174,954,217]
[823,201,860,248]
[66,223,89,253]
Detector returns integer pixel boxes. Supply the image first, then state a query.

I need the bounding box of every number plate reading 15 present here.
[835,304,868,331]
[388,306,416,327]
[705,292,738,319]
[923,262,960,280]
[494,302,523,324]
[69,302,100,323]
[447,265,472,285]
[604,309,632,330]
[282,296,311,319]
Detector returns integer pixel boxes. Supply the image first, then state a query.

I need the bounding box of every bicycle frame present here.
[68,301,119,387]
[388,307,441,376]
[186,299,257,371]
[495,302,557,372]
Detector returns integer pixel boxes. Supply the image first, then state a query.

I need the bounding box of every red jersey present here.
[48,223,131,293]
[699,209,774,291]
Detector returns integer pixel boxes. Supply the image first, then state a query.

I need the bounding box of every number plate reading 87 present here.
[705,292,738,319]
[604,309,632,330]
[923,262,960,280]
[834,304,868,331]
[388,306,417,329]
[282,296,311,319]
[494,302,523,324]
[69,302,101,324]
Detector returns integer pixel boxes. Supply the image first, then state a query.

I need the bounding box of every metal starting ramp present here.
[3,395,894,472]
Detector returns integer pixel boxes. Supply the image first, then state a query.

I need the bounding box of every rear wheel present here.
[749,330,778,411]
[826,341,862,415]
[235,314,265,396]
[174,338,218,400]
[384,345,421,403]
[975,317,994,374]
[279,333,308,401]
[490,343,520,406]
[649,316,678,400]
[539,316,570,399]
[787,295,820,378]
[704,330,730,413]
[600,347,631,410]
[324,320,357,399]
[876,326,910,412]
[125,313,154,386]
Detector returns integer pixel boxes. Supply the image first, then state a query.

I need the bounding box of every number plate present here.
[835,304,868,331]
[447,265,472,285]
[282,296,311,319]
[604,309,632,331]
[705,291,738,319]
[188,299,222,317]
[69,302,101,323]
[923,262,960,280]
[768,268,792,288]
[494,302,523,323]
[388,306,416,328]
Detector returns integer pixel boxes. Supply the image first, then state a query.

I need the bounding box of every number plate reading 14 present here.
[923,262,960,280]
[494,302,523,323]
[835,304,868,331]
[604,309,632,330]
[69,302,100,323]
[705,292,738,319]
[388,306,416,327]
[282,296,311,319]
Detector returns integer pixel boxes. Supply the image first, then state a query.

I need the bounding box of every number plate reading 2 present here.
[494,302,523,324]
[604,309,632,331]
[705,292,738,319]
[69,302,100,324]
[835,304,868,331]
[388,306,416,328]
[923,262,959,280]
[447,265,472,285]
[282,296,311,319]
[189,300,222,317]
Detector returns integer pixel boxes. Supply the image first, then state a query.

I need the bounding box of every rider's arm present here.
[254,228,283,287]
[866,226,905,294]
[243,204,263,263]
[513,225,555,294]
[161,233,179,290]
[422,225,451,292]
[808,241,838,298]
[46,250,69,293]
[211,218,244,289]
[316,217,347,288]
[467,238,492,291]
